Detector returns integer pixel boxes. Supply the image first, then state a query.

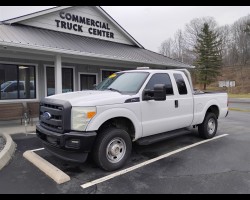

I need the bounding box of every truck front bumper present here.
[36,123,97,163]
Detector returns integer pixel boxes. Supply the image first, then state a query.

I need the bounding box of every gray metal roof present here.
[0,24,192,68]
[3,6,144,48]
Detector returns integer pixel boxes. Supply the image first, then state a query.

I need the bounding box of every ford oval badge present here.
[43,112,52,120]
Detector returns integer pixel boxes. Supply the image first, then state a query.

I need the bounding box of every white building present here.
[0,6,192,103]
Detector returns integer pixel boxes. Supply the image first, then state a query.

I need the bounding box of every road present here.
[0,110,250,194]
[229,98,250,104]
[229,102,250,111]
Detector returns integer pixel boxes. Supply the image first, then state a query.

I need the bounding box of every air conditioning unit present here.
[136,67,150,70]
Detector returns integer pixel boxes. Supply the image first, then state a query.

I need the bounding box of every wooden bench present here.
[27,102,40,126]
[0,103,25,124]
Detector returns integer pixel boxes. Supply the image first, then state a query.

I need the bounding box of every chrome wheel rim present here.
[207,118,216,135]
[106,137,126,163]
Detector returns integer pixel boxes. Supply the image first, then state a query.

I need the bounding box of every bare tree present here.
[181,17,218,65]
[173,29,184,62]
[230,15,250,65]
[184,17,218,48]
[159,38,174,57]
[158,29,190,64]
[217,25,231,65]
[158,14,250,68]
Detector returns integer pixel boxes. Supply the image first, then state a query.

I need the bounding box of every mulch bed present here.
[0,136,5,152]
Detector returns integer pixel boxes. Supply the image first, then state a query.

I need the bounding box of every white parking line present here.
[31,148,45,152]
[81,134,228,189]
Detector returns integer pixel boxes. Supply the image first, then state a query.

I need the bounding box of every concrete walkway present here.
[0,123,36,135]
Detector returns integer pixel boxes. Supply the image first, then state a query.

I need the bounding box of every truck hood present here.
[46,90,132,107]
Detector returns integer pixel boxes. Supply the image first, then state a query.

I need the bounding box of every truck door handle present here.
[175,100,178,108]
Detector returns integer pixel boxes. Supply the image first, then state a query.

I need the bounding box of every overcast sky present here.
[0,6,249,52]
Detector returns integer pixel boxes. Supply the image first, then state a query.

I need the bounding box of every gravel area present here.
[0,136,5,152]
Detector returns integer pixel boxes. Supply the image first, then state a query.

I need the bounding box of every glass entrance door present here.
[46,66,74,96]
[80,74,97,90]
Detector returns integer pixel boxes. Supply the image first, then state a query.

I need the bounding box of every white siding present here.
[19,6,134,45]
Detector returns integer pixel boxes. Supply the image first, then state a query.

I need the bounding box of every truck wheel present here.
[198,113,218,139]
[93,127,132,171]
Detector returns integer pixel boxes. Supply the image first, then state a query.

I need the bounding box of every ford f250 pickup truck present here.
[36,68,228,171]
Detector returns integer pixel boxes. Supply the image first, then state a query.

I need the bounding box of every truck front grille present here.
[39,99,71,133]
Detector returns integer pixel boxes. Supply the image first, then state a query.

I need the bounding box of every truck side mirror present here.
[142,89,153,101]
[142,84,166,101]
[153,84,166,101]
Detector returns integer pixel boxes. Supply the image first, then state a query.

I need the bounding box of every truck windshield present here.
[96,72,149,94]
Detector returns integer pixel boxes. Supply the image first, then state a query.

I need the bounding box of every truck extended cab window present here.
[174,73,188,95]
[145,73,174,95]
[96,72,149,94]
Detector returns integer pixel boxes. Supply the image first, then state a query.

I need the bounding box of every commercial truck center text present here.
[55,11,115,38]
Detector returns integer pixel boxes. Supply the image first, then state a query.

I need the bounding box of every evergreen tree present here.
[194,23,222,90]
[245,23,250,34]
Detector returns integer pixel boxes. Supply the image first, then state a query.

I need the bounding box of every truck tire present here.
[198,112,218,139]
[93,127,132,171]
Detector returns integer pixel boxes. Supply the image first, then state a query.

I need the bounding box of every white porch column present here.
[55,55,62,94]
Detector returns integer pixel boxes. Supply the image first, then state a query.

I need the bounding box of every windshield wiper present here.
[106,88,121,94]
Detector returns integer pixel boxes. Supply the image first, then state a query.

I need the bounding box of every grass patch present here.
[228,94,250,98]
[229,108,250,112]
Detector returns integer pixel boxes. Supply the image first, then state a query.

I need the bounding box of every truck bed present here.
[193,90,227,95]
[192,91,228,126]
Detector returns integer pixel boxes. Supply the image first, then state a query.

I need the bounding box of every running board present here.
[136,128,191,145]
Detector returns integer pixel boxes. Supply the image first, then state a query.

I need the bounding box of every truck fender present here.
[194,99,220,125]
[86,108,143,140]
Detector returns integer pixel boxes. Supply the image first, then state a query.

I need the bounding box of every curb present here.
[23,150,70,184]
[0,133,16,170]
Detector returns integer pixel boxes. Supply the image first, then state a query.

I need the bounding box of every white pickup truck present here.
[36,68,228,171]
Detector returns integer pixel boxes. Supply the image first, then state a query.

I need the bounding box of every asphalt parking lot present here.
[0,104,250,194]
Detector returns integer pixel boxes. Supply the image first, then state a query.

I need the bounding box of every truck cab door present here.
[172,73,193,128]
[141,73,179,137]
[141,72,194,137]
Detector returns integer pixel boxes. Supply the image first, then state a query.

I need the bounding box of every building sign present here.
[55,12,115,39]
[218,80,236,88]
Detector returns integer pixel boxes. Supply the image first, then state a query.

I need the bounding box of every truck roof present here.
[119,69,185,74]
[119,68,194,92]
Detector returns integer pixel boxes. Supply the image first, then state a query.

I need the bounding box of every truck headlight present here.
[71,107,96,131]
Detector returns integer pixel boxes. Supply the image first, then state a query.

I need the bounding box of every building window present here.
[46,67,74,96]
[46,67,55,96]
[102,70,119,81]
[62,68,74,93]
[0,64,36,100]
[80,74,97,90]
